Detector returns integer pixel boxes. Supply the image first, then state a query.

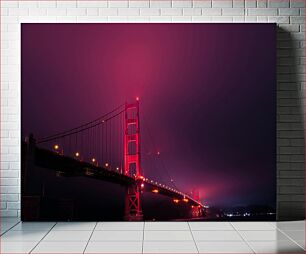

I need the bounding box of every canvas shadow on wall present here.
[21,23,276,221]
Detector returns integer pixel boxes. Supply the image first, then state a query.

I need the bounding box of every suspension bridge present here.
[23,98,205,221]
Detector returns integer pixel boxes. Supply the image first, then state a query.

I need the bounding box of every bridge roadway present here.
[34,146,204,208]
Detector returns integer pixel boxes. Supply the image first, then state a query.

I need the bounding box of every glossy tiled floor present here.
[0,218,304,253]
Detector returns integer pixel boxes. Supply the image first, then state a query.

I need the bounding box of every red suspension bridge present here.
[23,98,205,221]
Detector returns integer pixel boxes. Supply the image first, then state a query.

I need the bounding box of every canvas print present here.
[21,24,276,221]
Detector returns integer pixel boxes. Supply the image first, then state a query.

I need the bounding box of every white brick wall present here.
[0,0,305,219]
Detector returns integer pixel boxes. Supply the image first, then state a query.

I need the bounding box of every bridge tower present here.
[191,189,203,217]
[124,98,143,221]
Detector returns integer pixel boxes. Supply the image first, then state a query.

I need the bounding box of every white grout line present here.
[29,222,57,254]
[229,222,256,254]
[83,221,98,254]
[187,222,200,254]
[276,227,305,251]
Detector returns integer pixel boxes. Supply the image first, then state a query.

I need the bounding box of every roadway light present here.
[173,199,179,204]
[183,198,189,203]
[53,144,59,150]
[152,189,159,193]
[75,152,80,157]
[136,97,139,101]
[141,183,144,188]
[91,158,96,163]
[116,167,119,171]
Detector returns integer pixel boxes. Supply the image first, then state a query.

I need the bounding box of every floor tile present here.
[239,230,291,241]
[32,241,87,253]
[1,221,21,229]
[231,222,276,231]
[0,218,21,224]
[144,230,193,241]
[85,241,142,253]
[197,241,253,253]
[1,226,15,235]
[145,222,189,230]
[1,221,21,234]
[143,241,198,253]
[249,240,305,253]
[189,222,234,231]
[12,222,55,231]
[0,229,8,235]
[275,221,305,231]
[0,230,47,242]
[42,230,92,242]
[95,221,144,231]
[192,230,242,241]
[282,230,305,249]
[90,230,143,241]
[52,222,96,230]
[0,241,37,253]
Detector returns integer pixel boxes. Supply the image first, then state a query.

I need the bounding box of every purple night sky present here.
[22,24,276,208]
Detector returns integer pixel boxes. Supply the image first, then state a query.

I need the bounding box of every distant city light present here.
[141,183,144,188]
[75,152,80,157]
[105,162,109,167]
[91,158,96,163]
[136,97,139,101]
[53,144,59,150]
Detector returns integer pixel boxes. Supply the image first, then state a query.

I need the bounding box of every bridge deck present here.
[32,146,203,208]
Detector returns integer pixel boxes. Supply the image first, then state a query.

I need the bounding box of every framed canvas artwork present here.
[21,23,276,221]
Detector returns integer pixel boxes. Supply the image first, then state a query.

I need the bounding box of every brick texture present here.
[0,0,305,220]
